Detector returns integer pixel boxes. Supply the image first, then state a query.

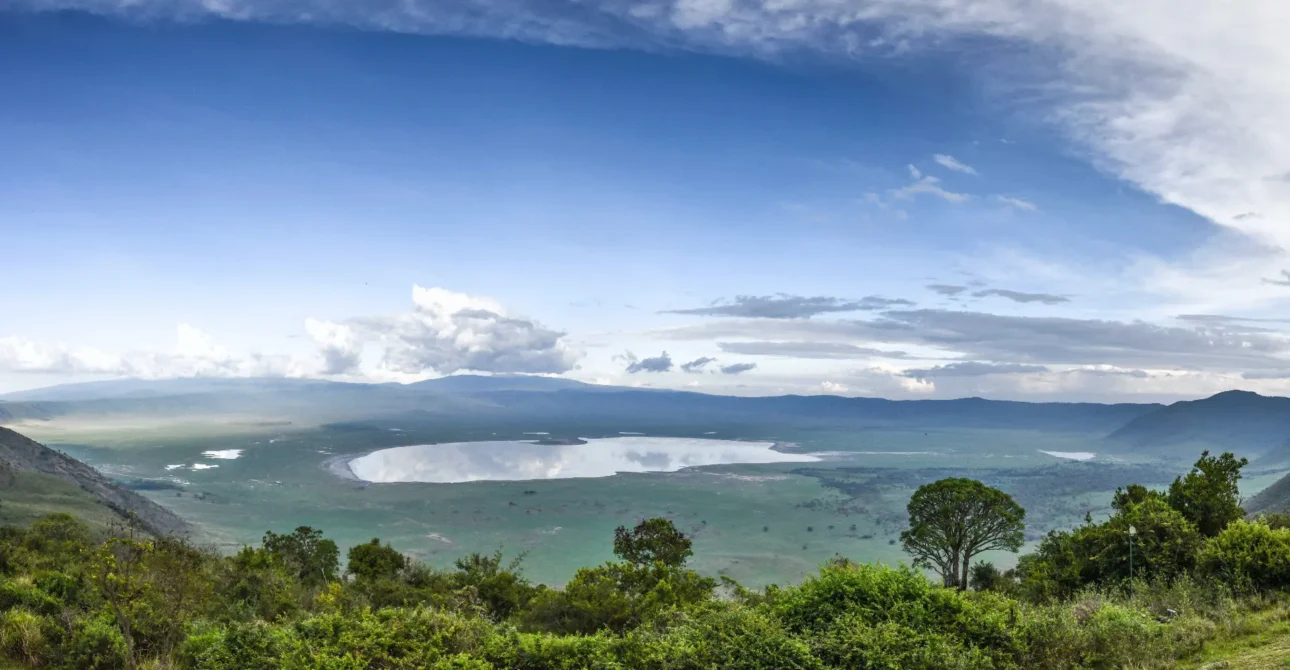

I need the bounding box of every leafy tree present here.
[613,517,693,568]
[1166,450,1248,537]
[262,526,339,586]
[969,561,1002,592]
[346,538,408,582]
[899,478,1025,589]
[1111,484,1166,513]
[221,547,299,621]
[452,551,536,620]
[1018,496,1201,600]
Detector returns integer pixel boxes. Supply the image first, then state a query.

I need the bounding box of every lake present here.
[346,436,819,483]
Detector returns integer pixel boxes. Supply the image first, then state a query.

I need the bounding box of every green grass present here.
[0,470,123,533]
[1173,598,1290,669]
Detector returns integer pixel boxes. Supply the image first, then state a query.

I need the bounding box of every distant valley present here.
[4,376,1290,586]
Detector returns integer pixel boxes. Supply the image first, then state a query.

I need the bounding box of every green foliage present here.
[1166,450,1248,538]
[62,615,129,670]
[768,561,1020,667]
[613,517,693,568]
[658,606,824,670]
[1019,496,1201,601]
[347,538,409,582]
[220,547,300,621]
[0,608,58,667]
[969,561,1002,592]
[900,478,1025,589]
[262,526,339,586]
[1197,519,1290,593]
[453,551,536,621]
[21,513,92,573]
[1110,484,1167,513]
[523,560,716,635]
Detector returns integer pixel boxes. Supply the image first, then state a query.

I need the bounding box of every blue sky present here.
[2,3,1289,401]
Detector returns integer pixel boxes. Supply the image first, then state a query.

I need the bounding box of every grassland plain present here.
[7,414,1234,587]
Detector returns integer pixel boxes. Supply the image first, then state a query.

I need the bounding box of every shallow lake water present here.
[346,436,819,483]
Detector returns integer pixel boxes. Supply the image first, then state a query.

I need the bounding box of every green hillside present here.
[0,466,123,534]
[0,427,188,537]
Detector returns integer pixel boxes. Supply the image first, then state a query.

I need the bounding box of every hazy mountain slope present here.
[0,426,188,536]
[406,375,607,393]
[2,376,1162,435]
[467,389,1160,434]
[1106,390,1290,457]
[1245,471,1290,516]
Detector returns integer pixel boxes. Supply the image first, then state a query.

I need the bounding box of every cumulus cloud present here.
[304,318,362,375]
[680,356,716,373]
[902,361,1049,379]
[357,286,578,375]
[719,362,757,375]
[0,286,579,383]
[717,341,909,359]
[0,327,295,379]
[933,154,978,175]
[622,351,673,373]
[820,380,850,394]
[971,289,1070,304]
[665,294,908,319]
[0,337,125,375]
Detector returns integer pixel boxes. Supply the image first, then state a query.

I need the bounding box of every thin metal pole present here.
[1129,532,1134,600]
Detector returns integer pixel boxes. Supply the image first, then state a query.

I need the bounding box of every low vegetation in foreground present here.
[2,451,1290,669]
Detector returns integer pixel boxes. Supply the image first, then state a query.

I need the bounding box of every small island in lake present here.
[530,436,588,445]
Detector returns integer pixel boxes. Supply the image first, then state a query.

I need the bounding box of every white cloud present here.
[0,326,295,379]
[933,154,978,175]
[820,380,849,394]
[358,286,579,375]
[891,174,972,203]
[0,337,123,375]
[996,195,1038,211]
[0,287,579,383]
[304,318,362,375]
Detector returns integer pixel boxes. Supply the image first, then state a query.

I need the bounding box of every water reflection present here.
[347,437,818,483]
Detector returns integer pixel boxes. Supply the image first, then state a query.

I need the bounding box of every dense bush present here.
[1197,519,1290,593]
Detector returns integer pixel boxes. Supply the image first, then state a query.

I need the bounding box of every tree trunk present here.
[960,554,971,591]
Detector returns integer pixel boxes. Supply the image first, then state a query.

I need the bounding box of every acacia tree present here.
[900,478,1025,589]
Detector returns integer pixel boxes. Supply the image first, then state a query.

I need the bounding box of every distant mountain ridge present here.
[0,426,189,536]
[5,377,1290,460]
[2,375,1159,434]
[1106,390,1290,461]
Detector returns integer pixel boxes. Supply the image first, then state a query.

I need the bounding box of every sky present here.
[2,2,1290,402]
